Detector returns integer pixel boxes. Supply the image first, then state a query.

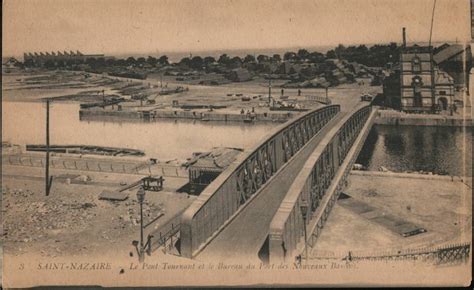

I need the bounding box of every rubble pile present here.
[2,179,185,257]
[2,186,97,244]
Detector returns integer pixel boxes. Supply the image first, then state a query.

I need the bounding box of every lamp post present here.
[136,186,146,262]
[268,77,272,106]
[325,86,329,104]
[300,200,309,264]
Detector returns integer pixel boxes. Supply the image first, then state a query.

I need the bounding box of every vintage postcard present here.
[1,0,472,287]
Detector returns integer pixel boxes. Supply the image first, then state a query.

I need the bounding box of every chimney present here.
[402,27,406,48]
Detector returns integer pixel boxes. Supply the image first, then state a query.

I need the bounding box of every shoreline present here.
[79,106,474,126]
[4,98,474,126]
[350,170,471,182]
[375,109,474,127]
[79,108,295,123]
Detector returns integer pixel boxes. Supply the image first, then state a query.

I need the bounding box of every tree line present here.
[175,43,400,70]
[24,43,401,70]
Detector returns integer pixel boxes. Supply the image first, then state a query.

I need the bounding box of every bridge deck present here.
[196,112,347,262]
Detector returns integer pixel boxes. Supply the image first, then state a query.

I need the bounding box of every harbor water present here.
[357,124,472,177]
[1,101,276,161]
[2,101,472,177]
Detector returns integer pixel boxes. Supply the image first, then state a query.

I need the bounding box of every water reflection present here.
[383,129,406,156]
[357,125,472,177]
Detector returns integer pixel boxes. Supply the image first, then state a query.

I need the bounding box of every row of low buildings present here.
[273,58,377,88]
[23,50,109,67]
[383,43,472,113]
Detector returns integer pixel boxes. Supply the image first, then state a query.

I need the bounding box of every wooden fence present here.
[2,154,188,178]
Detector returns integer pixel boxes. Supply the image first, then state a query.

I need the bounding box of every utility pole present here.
[45,99,51,196]
[429,0,437,113]
[268,78,272,107]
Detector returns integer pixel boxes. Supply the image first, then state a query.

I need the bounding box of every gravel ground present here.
[1,166,195,258]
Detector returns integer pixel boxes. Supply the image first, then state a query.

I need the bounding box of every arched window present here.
[412,56,421,73]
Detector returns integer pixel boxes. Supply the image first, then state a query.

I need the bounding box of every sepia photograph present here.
[1,0,472,287]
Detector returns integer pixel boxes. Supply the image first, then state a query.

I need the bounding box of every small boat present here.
[80,98,124,109]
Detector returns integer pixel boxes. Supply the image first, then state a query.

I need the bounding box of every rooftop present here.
[187,147,243,170]
[433,44,466,64]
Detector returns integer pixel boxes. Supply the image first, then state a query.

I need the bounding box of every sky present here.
[2,0,472,58]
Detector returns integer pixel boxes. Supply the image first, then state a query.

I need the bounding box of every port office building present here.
[401,46,455,112]
[385,45,457,113]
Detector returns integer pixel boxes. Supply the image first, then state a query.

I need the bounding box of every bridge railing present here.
[305,95,331,105]
[269,105,376,262]
[180,105,341,258]
[148,215,183,253]
[309,242,471,265]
